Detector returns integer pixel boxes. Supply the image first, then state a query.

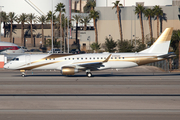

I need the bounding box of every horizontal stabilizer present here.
[158,52,176,58]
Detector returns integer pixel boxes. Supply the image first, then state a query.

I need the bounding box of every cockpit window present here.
[12,58,19,61]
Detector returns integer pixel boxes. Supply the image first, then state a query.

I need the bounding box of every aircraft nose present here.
[4,63,9,69]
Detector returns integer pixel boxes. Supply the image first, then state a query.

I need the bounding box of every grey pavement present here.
[0,66,179,120]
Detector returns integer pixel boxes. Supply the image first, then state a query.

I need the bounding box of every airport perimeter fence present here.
[147,58,179,72]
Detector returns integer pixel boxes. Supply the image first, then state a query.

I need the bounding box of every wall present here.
[79,30,95,51]
[96,6,180,44]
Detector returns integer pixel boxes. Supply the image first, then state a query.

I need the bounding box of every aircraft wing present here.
[78,62,103,69]
[75,54,111,69]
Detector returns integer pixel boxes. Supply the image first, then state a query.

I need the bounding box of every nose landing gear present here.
[20,70,26,77]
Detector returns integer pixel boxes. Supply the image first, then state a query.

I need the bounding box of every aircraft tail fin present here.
[139,28,173,54]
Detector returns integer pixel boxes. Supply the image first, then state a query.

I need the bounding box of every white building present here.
[96,0,172,7]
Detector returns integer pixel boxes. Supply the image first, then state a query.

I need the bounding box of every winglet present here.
[103,54,111,63]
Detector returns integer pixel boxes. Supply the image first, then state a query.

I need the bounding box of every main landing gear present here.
[86,72,92,77]
[86,69,92,77]
[20,70,26,77]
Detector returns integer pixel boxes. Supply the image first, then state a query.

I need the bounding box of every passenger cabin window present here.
[72,58,74,60]
[119,57,121,59]
[65,58,67,60]
[77,58,79,60]
[111,57,113,59]
[69,58,70,60]
[81,58,83,60]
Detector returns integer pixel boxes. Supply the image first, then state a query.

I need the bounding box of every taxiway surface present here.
[0,66,180,120]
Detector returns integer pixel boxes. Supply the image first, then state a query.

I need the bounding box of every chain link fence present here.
[147,58,179,72]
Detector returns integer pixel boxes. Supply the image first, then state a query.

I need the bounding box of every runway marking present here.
[0,94,180,96]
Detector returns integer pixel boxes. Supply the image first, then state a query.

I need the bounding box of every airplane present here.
[0,41,24,54]
[4,28,174,77]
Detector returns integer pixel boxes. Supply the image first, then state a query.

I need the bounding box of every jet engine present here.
[61,66,79,75]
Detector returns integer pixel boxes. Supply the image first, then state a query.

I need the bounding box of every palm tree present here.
[171,30,180,69]
[153,5,163,38]
[90,42,100,53]
[176,31,180,69]
[90,0,96,10]
[80,16,90,31]
[105,36,117,52]
[47,11,56,39]
[67,18,72,35]
[83,0,96,13]
[178,31,180,70]
[135,4,145,44]
[89,10,99,43]
[55,2,65,43]
[72,14,81,46]
[112,1,123,42]
[61,14,67,50]
[1,11,8,37]
[38,15,47,46]
[27,13,36,47]
[8,12,17,43]
[144,8,154,44]
[160,13,167,34]
[17,13,28,46]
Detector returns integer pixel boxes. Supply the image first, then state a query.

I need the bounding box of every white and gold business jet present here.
[4,28,174,77]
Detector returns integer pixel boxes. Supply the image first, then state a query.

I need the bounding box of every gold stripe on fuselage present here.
[31,54,74,64]
[19,60,63,70]
[19,54,162,70]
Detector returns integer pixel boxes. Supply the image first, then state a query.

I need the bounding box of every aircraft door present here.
[25,55,31,65]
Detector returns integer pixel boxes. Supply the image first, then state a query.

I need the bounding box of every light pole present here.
[87,36,90,52]
[67,16,69,53]
[64,13,66,53]
[51,1,54,54]
[0,6,4,42]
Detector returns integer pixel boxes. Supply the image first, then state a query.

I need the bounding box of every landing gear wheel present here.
[87,72,92,77]
[21,72,26,77]
[21,74,25,77]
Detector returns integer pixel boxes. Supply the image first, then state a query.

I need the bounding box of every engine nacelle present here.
[61,67,78,75]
